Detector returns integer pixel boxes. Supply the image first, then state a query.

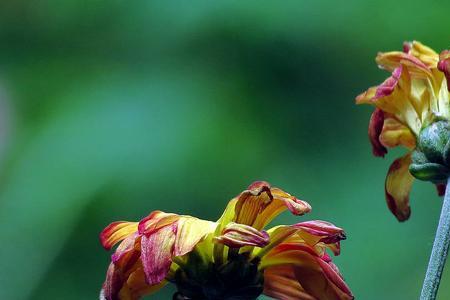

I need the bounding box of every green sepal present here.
[411,149,429,165]
[409,162,450,182]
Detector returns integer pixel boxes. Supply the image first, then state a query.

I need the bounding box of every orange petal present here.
[250,187,312,231]
[100,265,167,300]
[262,243,353,300]
[232,181,274,226]
[217,181,311,231]
[263,265,316,300]
[385,154,415,221]
[100,221,138,250]
[118,268,167,300]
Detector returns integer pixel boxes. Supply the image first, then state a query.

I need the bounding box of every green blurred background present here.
[0,1,449,299]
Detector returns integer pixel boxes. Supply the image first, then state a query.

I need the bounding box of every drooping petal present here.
[100,221,139,250]
[141,222,177,285]
[293,221,346,246]
[368,108,387,157]
[256,221,346,261]
[385,153,415,221]
[270,187,312,217]
[261,243,353,300]
[263,265,316,300]
[215,222,270,248]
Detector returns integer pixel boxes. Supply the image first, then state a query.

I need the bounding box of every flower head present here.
[356,41,450,221]
[100,181,353,300]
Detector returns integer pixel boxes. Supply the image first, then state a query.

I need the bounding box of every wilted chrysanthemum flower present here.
[356,41,450,221]
[100,181,353,300]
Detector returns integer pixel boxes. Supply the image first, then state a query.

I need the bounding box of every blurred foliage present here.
[0,1,449,299]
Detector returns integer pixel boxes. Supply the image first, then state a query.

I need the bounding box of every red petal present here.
[368,108,387,157]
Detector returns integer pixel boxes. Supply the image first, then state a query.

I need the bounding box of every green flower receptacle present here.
[410,121,450,182]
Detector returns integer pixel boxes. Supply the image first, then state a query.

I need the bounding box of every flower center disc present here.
[172,253,263,300]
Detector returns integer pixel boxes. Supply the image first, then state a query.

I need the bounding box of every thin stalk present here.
[420,178,450,300]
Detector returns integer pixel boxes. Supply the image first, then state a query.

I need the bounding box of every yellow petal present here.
[355,86,377,105]
[406,41,439,68]
[376,51,432,78]
[379,117,416,149]
[174,216,216,256]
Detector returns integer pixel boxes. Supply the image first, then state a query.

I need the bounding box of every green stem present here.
[420,178,450,300]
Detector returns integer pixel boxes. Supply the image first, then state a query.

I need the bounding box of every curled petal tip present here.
[248,181,271,190]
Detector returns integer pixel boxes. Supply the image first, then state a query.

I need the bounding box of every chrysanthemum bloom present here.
[356,41,450,221]
[99,181,353,300]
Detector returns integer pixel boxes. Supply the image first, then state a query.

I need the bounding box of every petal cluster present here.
[356,41,450,221]
[100,181,353,300]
